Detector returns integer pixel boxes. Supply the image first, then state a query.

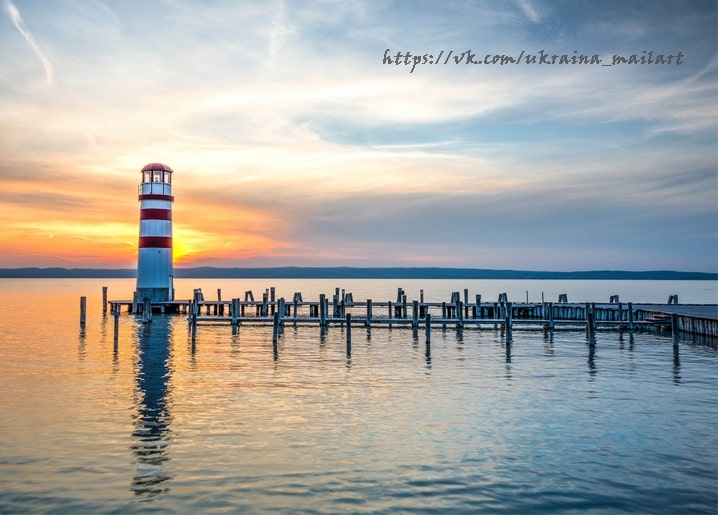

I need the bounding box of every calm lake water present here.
[0,278,716,513]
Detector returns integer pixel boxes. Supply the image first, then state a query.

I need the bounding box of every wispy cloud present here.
[516,0,542,23]
[3,0,54,83]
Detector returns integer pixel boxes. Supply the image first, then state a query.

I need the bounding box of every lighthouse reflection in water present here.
[131,317,173,497]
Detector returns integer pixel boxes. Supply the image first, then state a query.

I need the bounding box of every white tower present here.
[135,163,174,303]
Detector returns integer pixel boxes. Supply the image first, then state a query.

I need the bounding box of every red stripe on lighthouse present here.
[140,209,172,221]
[139,236,173,248]
[138,194,174,202]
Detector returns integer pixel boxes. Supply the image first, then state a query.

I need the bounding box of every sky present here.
[0,0,716,272]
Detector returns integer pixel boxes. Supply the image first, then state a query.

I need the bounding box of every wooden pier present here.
[107,287,718,339]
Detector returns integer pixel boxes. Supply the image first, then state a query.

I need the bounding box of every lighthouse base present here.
[134,288,174,304]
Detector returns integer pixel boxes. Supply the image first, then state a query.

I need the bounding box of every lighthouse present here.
[134,163,174,304]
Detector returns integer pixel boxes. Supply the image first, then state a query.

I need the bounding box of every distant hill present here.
[0,267,715,280]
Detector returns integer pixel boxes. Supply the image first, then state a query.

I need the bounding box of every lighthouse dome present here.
[142,163,173,173]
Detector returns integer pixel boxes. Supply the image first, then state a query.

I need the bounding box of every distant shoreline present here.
[0,267,715,280]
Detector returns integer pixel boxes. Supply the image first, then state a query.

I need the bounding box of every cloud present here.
[516,0,542,23]
[3,0,54,83]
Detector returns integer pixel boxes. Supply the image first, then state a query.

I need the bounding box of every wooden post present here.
[420,289,424,303]
[441,302,447,328]
[113,304,119,343]
[412,300,419,328]
[232,298,240,326]
[260,291,267,316]
[457,300,464,329]
[293,293,300,322]
[142,297,152,323]
[628,302,634,331]
[191,313,197,342]
[366,299,373,327]
[425,313,431,343]
[505,302,512,343]
[277,298,285,325]
[217,288,222,316]
[586,310,595,338]
[346,313,352,354]
[80,296,87,327]
[272,312,279,346]
[319,294,327,327]
[102,286,108,314]
[671,313,680,342]
[402,294,407,319]
[388,301,393,328]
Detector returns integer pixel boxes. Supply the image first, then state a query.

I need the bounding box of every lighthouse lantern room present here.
[134,162,174,304]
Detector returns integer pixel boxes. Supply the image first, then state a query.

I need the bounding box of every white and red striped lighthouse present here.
[134,163,174,303]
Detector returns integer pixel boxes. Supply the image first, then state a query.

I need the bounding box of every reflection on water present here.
[673,343,681,385]
[131,318,173,499]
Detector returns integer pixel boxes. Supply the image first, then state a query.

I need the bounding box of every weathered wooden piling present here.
[142,297,152,323]
[277,297,285,325]
[346,313,352,354]
[412,300,419,328]
[504,301,512,333]
[113,304,120,343]
[231,298,240,326]
[272,312,279,347]
[586,310,596,339]
[319,294,327,327]
[80,296,87,327]
[190,313,197,342]
[366,299,373,327]
[102,287,108,314]
[293,292,301,321]
[425,313,431,343]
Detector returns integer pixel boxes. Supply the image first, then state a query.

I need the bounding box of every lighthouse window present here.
[164,172,171,184]
[144,171,152,183]
[153,171,162,182]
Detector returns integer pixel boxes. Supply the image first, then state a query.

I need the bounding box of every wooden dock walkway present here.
[105,287,718,338]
